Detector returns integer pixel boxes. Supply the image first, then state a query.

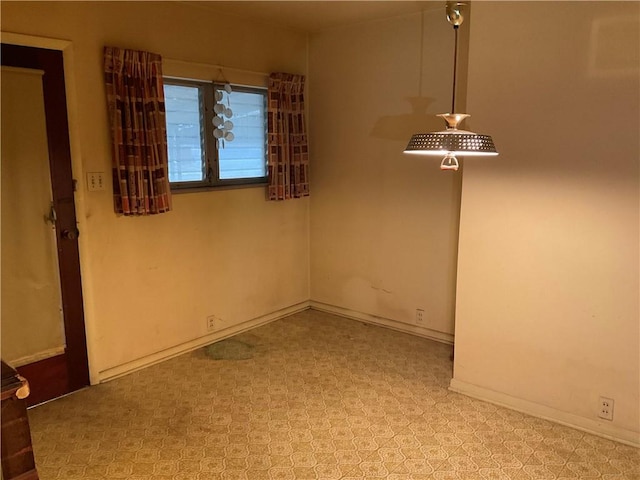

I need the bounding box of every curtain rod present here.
[163,57,269,78]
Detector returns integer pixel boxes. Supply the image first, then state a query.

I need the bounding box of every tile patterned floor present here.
[28,310,639,479]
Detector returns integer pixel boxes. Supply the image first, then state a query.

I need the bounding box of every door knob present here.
[61,228,79,240]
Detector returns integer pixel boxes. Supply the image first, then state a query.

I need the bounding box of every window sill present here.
[170,181,268,195]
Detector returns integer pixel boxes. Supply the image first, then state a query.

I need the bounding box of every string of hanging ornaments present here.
[404,1,498,171]
[213,70,234,148]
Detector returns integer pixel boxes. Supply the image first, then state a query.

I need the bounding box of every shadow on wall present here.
[370,96,444,141]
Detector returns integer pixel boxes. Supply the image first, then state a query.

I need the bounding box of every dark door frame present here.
[2,43,90,405]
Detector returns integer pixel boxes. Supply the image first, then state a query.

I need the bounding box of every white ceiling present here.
[186,1,439,33]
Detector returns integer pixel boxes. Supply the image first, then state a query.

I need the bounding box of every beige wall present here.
[308,8,464,341]
[453,2,639,443]
[1,1,310,379]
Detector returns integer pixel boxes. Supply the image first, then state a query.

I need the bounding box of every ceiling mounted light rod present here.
[450,6,459,114]
[404,1,498,171]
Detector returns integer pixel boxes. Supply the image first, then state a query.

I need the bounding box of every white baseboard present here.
[8,346,66,367]
[449,378,640,448]
[98,301,310,383]
[309,301,454,345]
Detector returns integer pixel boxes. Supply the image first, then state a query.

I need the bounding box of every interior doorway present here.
[1,43,89,406]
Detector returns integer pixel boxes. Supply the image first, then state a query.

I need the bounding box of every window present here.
[164,79,267,189]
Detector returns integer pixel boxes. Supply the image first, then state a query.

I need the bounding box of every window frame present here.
[164,77,268,192]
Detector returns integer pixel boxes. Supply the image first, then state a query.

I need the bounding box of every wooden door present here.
[1,43,89,406]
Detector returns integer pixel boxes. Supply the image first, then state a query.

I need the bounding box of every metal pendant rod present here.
[451,25,459,114]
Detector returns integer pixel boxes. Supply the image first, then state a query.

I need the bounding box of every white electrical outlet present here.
[598,396,614,421]
[415,308,426,326]
[206,315,217,332]
[87,172,105,191]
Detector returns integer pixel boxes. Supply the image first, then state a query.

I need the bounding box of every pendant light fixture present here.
[404,1,498,171]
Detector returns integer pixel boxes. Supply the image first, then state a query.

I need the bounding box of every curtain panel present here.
[267,73,309,201]
[104,47,172,216]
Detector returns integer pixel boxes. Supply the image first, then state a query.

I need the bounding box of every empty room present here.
[1,1,638,479]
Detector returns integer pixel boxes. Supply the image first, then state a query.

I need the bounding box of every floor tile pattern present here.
[28,310,639,479]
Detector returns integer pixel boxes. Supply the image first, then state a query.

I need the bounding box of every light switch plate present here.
[87,172,105,191]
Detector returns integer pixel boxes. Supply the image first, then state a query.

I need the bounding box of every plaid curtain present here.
[104,47,172,216]
[267,73,309,200]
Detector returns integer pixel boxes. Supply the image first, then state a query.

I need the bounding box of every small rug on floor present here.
[204,339,256,360]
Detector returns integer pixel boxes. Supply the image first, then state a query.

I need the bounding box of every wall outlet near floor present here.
[598,396,614,421]
[415,308,426,326]
[206,315,217,332]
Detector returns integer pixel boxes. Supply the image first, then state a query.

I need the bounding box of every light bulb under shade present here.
[404,130,498,156]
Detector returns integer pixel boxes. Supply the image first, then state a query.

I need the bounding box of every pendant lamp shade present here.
[405,113,497,156]
[404,130,498,157]
[405,3,498,171]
